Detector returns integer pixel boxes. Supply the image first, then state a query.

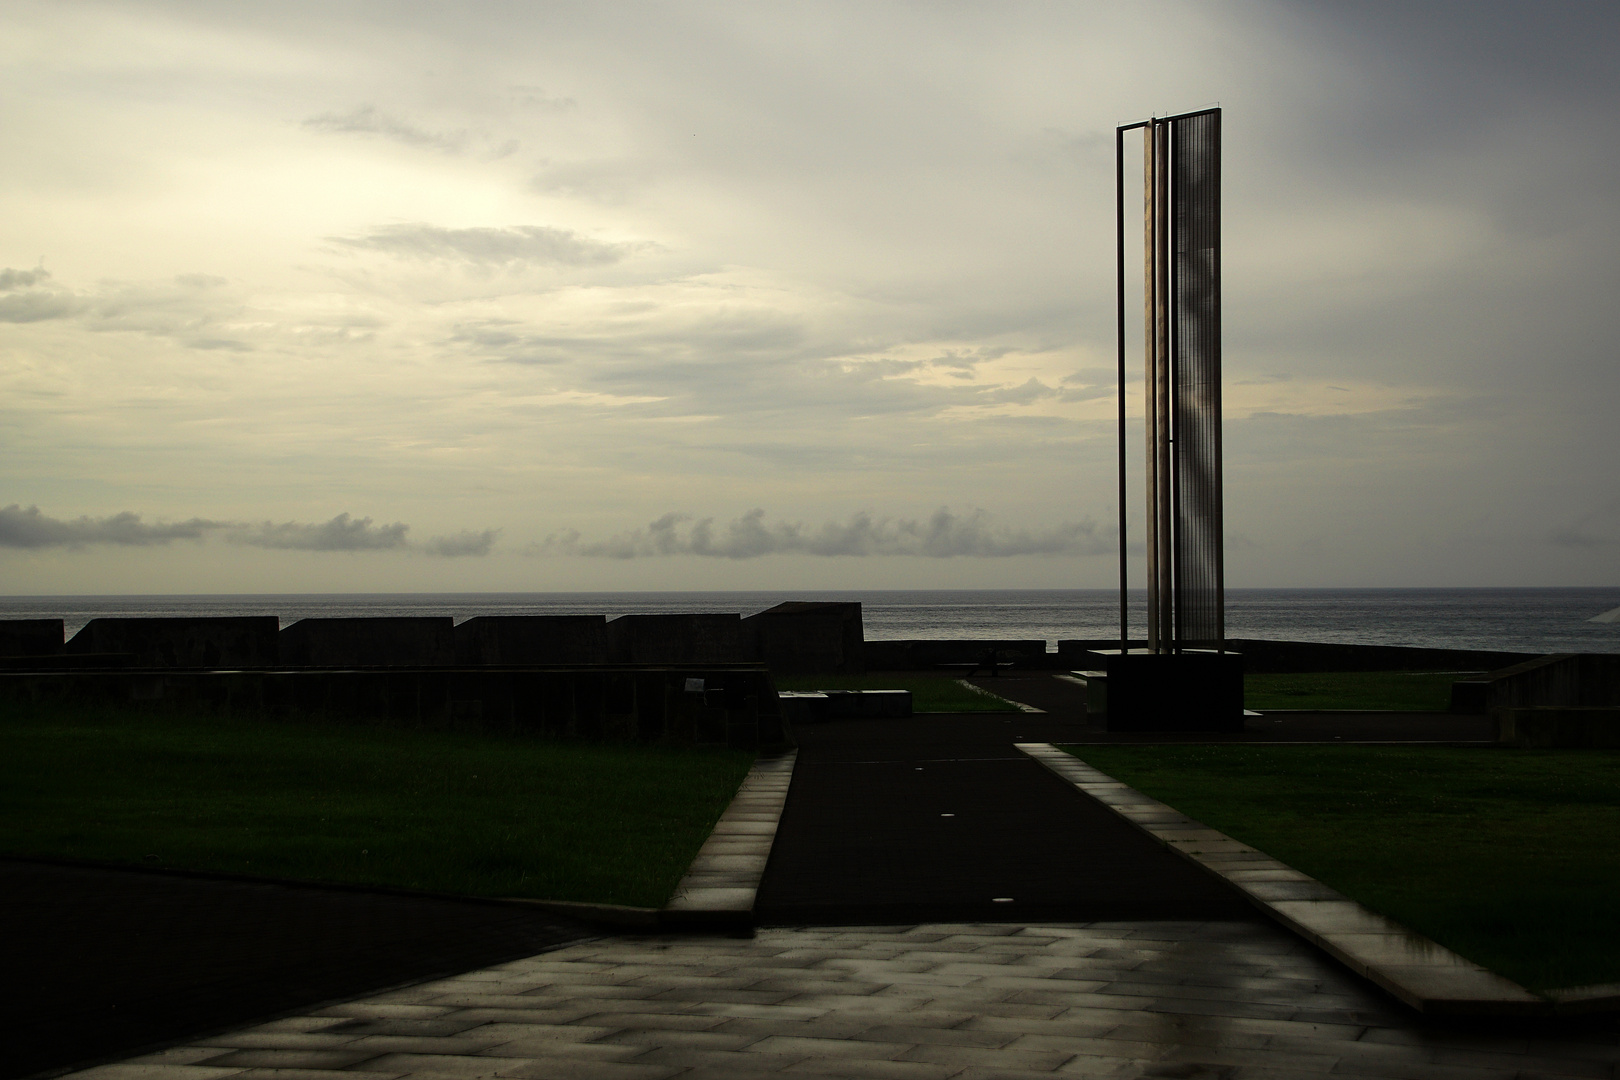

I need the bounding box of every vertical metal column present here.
[1115,108,1224,656]
[1114,126,1129,653]
[1143,120,1174,654]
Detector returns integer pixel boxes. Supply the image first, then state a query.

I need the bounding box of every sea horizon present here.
[3,586,1617,656]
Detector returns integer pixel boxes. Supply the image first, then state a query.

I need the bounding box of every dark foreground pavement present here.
[754,702,1256,926]
[0,859,590,1080]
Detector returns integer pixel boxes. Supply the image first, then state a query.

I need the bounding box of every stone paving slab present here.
[664,751,796,928]
[65,922,1620,1080]
[1018,742,1620,1018]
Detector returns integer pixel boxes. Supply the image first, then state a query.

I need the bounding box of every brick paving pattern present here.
[74,921,1620,1080]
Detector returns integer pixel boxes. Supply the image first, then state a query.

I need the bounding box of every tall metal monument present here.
[1116,107,1225,655]
[1087,107,1239,732]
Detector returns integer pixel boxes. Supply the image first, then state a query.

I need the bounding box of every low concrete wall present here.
[1497,706,1620,748]
[64,617,280,668]
[743,602,863,675]
[0,664,786,750]
[279,617,456,667]
[1222,638,1534,674]
[863,639,1050,671]
[1479,653,1620,710]
[454,615,609,665]
[0,619,64,657]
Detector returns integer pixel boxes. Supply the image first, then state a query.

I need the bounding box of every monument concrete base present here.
[1084,650,1244,732]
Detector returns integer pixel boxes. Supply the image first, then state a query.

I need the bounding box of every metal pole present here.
[1115,125,1128,654]
[1152,120,1174,653]
[1169,115,1183,655]
[1142,122,1159,654]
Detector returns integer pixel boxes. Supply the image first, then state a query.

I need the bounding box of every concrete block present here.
[608,614,743,665]
[454,615,609,665]
[822,689,912,718]
[279,617,455,667]
[742,601,864,674]
[63,617,279,668]
[1085,650,1243,732]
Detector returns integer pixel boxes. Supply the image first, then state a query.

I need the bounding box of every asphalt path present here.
[754,700,1255,926]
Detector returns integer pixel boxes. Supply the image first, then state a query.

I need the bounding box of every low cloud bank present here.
[541,508,1111,560]
[424,529,500,557]
[231,513,409,551]
[0,504,224,548]
[0,506,497,556]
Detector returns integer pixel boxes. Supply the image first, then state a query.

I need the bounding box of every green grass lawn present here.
[0,701,753,907]
[1066,745,1620,992]
[773,674,1020,713]
[1245,670,1471,711]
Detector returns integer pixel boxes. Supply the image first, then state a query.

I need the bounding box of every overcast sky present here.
[3,0,1616,594]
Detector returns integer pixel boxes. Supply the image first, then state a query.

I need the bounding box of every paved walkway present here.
[42,674,1620,1077]
[79,921,1620,1079]
[755,708,1250,925]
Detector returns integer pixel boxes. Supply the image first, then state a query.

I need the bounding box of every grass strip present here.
[1065,745,1620,992]
[0,701,753,908]
[1244,670,1470,711]
[772,674,1020,713]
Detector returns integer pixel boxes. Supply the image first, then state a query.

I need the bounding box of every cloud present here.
[0,504,223,548]
[302,105,470,154]
[0,266,84,323]
[539,508,1110,560]
[0,504,508,557]
[0,267,51,289]
[231,512,410,551]
[424,528,499,557]
[330,224,639,268]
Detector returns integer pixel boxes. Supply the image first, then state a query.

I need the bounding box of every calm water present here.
[2,589,1618,654]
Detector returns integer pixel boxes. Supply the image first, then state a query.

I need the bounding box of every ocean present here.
[2,588,1618,655]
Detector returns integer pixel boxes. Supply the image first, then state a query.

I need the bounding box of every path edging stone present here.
[663,749,796,931]
[1018,741,1620,1017]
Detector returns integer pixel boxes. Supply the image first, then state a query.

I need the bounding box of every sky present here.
[2,0,1617,594]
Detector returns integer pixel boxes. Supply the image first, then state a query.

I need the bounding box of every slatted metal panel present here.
[1169,110,1224,650]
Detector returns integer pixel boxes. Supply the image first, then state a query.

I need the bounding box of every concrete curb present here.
[663,749,796,932]
[1018,741,1620,1017]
